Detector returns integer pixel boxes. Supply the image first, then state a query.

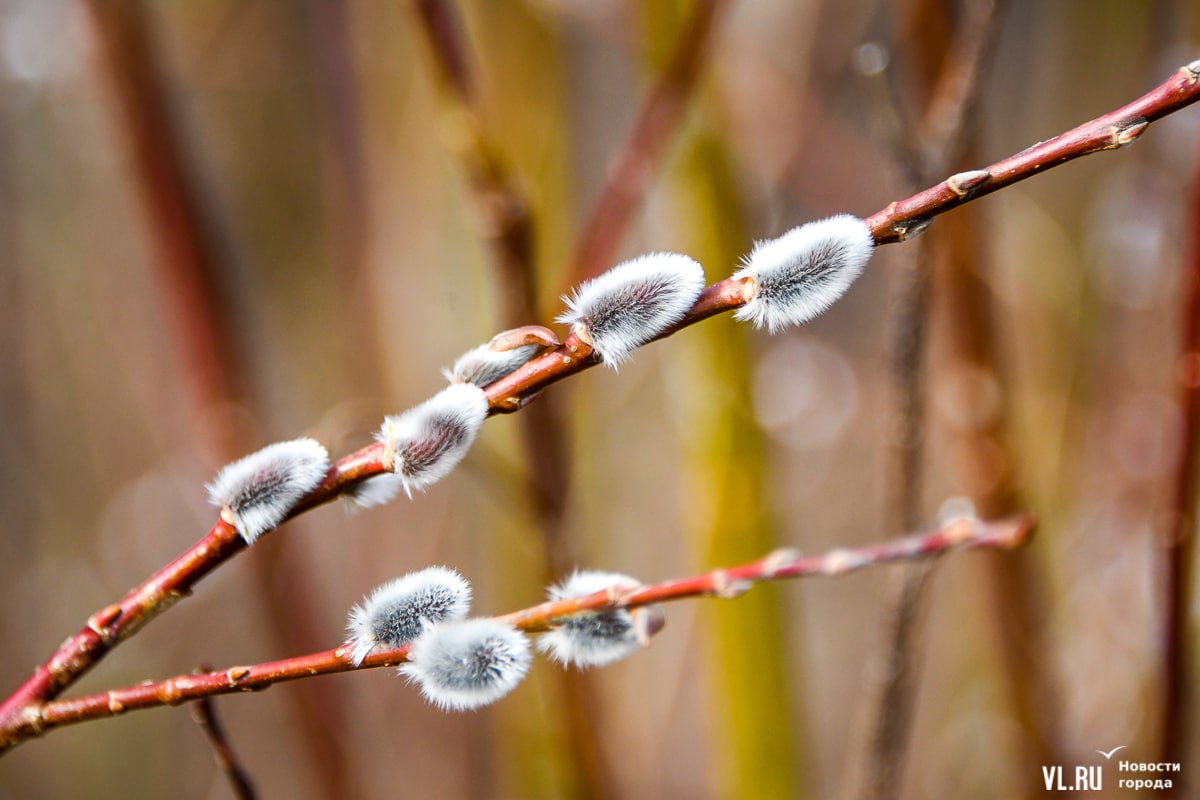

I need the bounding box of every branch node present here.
[1183,59,1200,84]
[946,169,991,197]
[488,325,560,352]
[226,666,251,685]
[892,217,932,241]
[1112,117,1149,148]
[106,691,125,715]
[19,704,45,736]
[710,570,753,598]
[760,547,802,577]
[822,548,867,575]
[86,605,123,642]
[161,679,184,706]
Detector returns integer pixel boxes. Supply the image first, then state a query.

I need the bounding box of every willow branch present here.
[2,58,1196,732]
[0,515,1033,750]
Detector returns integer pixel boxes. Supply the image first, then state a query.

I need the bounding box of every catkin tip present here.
[376,384,488,497]
[400,618,531,711]
[556,253,706,368]
[346,567,472,666]
[732,214,873,333]
[205,438,330,543]
[537,571,657,668]
[444,343,541,388]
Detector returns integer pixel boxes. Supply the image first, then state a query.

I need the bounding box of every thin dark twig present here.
[190,666,258,800]
[846,2,1003,798]
[1161,122,1200,788]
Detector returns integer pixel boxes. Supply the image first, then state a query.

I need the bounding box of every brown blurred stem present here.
[1161,124,1200,784]
[408,2,608,795]
[2,57,1197,746]
[82,0,246,457]
[79,3,355,797]
[410,0,538,319]
[190,666,258,800]
[846,2,1002,798]
[0,516,1033,749]
[565,0,727,285]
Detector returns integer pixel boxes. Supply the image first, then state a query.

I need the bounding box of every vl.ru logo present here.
[1042,746,1181,793]
[1042,746,1123,792]
[1042,763,1103,792]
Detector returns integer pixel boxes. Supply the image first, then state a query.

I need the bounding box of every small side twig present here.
[0,515,1033,749]
[1,59,1196,741]
[190,666,258,800]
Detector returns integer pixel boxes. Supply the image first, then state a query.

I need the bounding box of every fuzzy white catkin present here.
[346,567,471,666]
[443,343,540,387]
[205,438,330,544]
[377,383,488,497]
[732,214,873,333]
[400,618,532,711]
[557,253,706,368]
[537,571,647,668]
[344,473,406,511]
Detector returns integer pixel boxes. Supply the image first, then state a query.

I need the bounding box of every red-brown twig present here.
[0,515,1033,750]
[190,667,258,800]
[565,0,727,285]
[1161,109,1200,784]
[1,59,1196,741]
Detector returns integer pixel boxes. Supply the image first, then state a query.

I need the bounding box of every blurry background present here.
[1,0,1199,798]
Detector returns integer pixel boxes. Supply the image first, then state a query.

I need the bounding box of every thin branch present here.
[847,3,1002,797]
[867,59,1200,245]
[1161,112,1200,781]
[82,0,247,456]
[410,0,537,321]
[1,58,1196,736]
[0,516,1034,749]
[566,0,727,284]
[190,667,258,800]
